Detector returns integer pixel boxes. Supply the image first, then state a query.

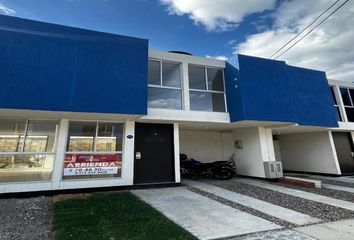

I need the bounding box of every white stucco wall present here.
[278,131,341,175]
[232,127,275,178]
[179,130,234,163]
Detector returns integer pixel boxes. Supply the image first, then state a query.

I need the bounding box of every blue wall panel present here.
[288,66,338,127]
[0,15,148,115]
[237,55,298,123]
[224,62,244,122]
[225,55,338,127]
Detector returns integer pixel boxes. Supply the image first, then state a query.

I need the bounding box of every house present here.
[0,15,353,194]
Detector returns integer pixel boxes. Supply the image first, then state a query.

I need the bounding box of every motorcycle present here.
[180,153,236,180]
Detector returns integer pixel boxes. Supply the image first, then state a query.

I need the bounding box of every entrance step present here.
[184,180,321,226]
[282,176,322,188]
[133,187,281,240]
[236,178,354,212]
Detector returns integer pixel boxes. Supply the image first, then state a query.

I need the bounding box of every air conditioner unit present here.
[264,161,283,179]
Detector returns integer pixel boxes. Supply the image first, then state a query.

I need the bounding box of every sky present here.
[0,0,353,81]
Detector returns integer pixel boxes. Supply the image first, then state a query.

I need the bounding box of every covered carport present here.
[178,121,287,179]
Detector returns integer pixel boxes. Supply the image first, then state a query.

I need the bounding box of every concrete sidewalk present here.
[296,218,354,240]
[322,183,354,193]
[231,219,354,240]
[133,187,281,240]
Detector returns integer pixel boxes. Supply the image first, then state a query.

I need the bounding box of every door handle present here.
[135,152,141,160]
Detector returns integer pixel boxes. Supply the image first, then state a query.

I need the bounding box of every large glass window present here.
[0,119,58,182]
[189,65,226,112]
[189,66,206,90]
[330,87,342,121]
[64,122,123,179]
[148,59,182,110]
[340,87,354,122]
[148,60,161,86]
[207,68,224,91]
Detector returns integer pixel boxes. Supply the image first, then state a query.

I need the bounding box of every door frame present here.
[133,122,180,185]
[332,131,354,175]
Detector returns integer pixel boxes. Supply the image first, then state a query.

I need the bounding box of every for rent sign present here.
[63,154,120,176]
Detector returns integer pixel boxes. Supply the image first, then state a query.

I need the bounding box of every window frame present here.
[330,86,343,122]
[0,119,59,182]
[188,64,227,112]
[63,120,125,180]
[341,88,354,107]
[339,87,354,122]
[0,119,59,156]
[148,58,184,110]
[65,121,124,155]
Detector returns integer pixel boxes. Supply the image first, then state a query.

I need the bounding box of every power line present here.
[270,0,342,59]
[273,0,350,60]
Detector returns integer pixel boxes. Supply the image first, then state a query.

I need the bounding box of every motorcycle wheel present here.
[213,168,234,180]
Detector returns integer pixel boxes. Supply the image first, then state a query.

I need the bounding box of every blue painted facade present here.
[0,16,338,127]
[224,62,244,121]
[225,55,338,127]
[0,15,148,115]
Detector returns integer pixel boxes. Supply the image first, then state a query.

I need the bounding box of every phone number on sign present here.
[63,167,118,176]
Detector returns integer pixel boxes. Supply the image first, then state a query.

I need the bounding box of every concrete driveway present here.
[133,187,281,240]
[133,177,354,240]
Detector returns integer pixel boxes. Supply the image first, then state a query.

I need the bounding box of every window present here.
[189,65,206,90]
[330,87,342,121]
[64,122,123,179]
[148,60,182,110]
[0,119,58,182]
[340,87,354,122]
[189,65,226,112]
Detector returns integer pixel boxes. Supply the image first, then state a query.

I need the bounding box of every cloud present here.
[235,0,354,82]
[160,0,276,31]
[206,55,229,61]
[0,2,15,15]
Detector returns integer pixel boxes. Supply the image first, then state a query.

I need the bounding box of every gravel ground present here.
[187,187,296,228]
[0,196,52,240]
[202,178,354,222]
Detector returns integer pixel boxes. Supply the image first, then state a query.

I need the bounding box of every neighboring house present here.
[0,15,353,194]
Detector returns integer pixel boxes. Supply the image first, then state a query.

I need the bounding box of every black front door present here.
[134,123,175,184]
[332,132,354,174]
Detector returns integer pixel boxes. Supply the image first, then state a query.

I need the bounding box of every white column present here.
[173,123,181,183]
[182,62,190,111]
[259,127,276,162]
[121,120,135,185]
[328,131,342,175]
[51,119,69,189]
[232,127,266,178]
[233,127,277,178]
